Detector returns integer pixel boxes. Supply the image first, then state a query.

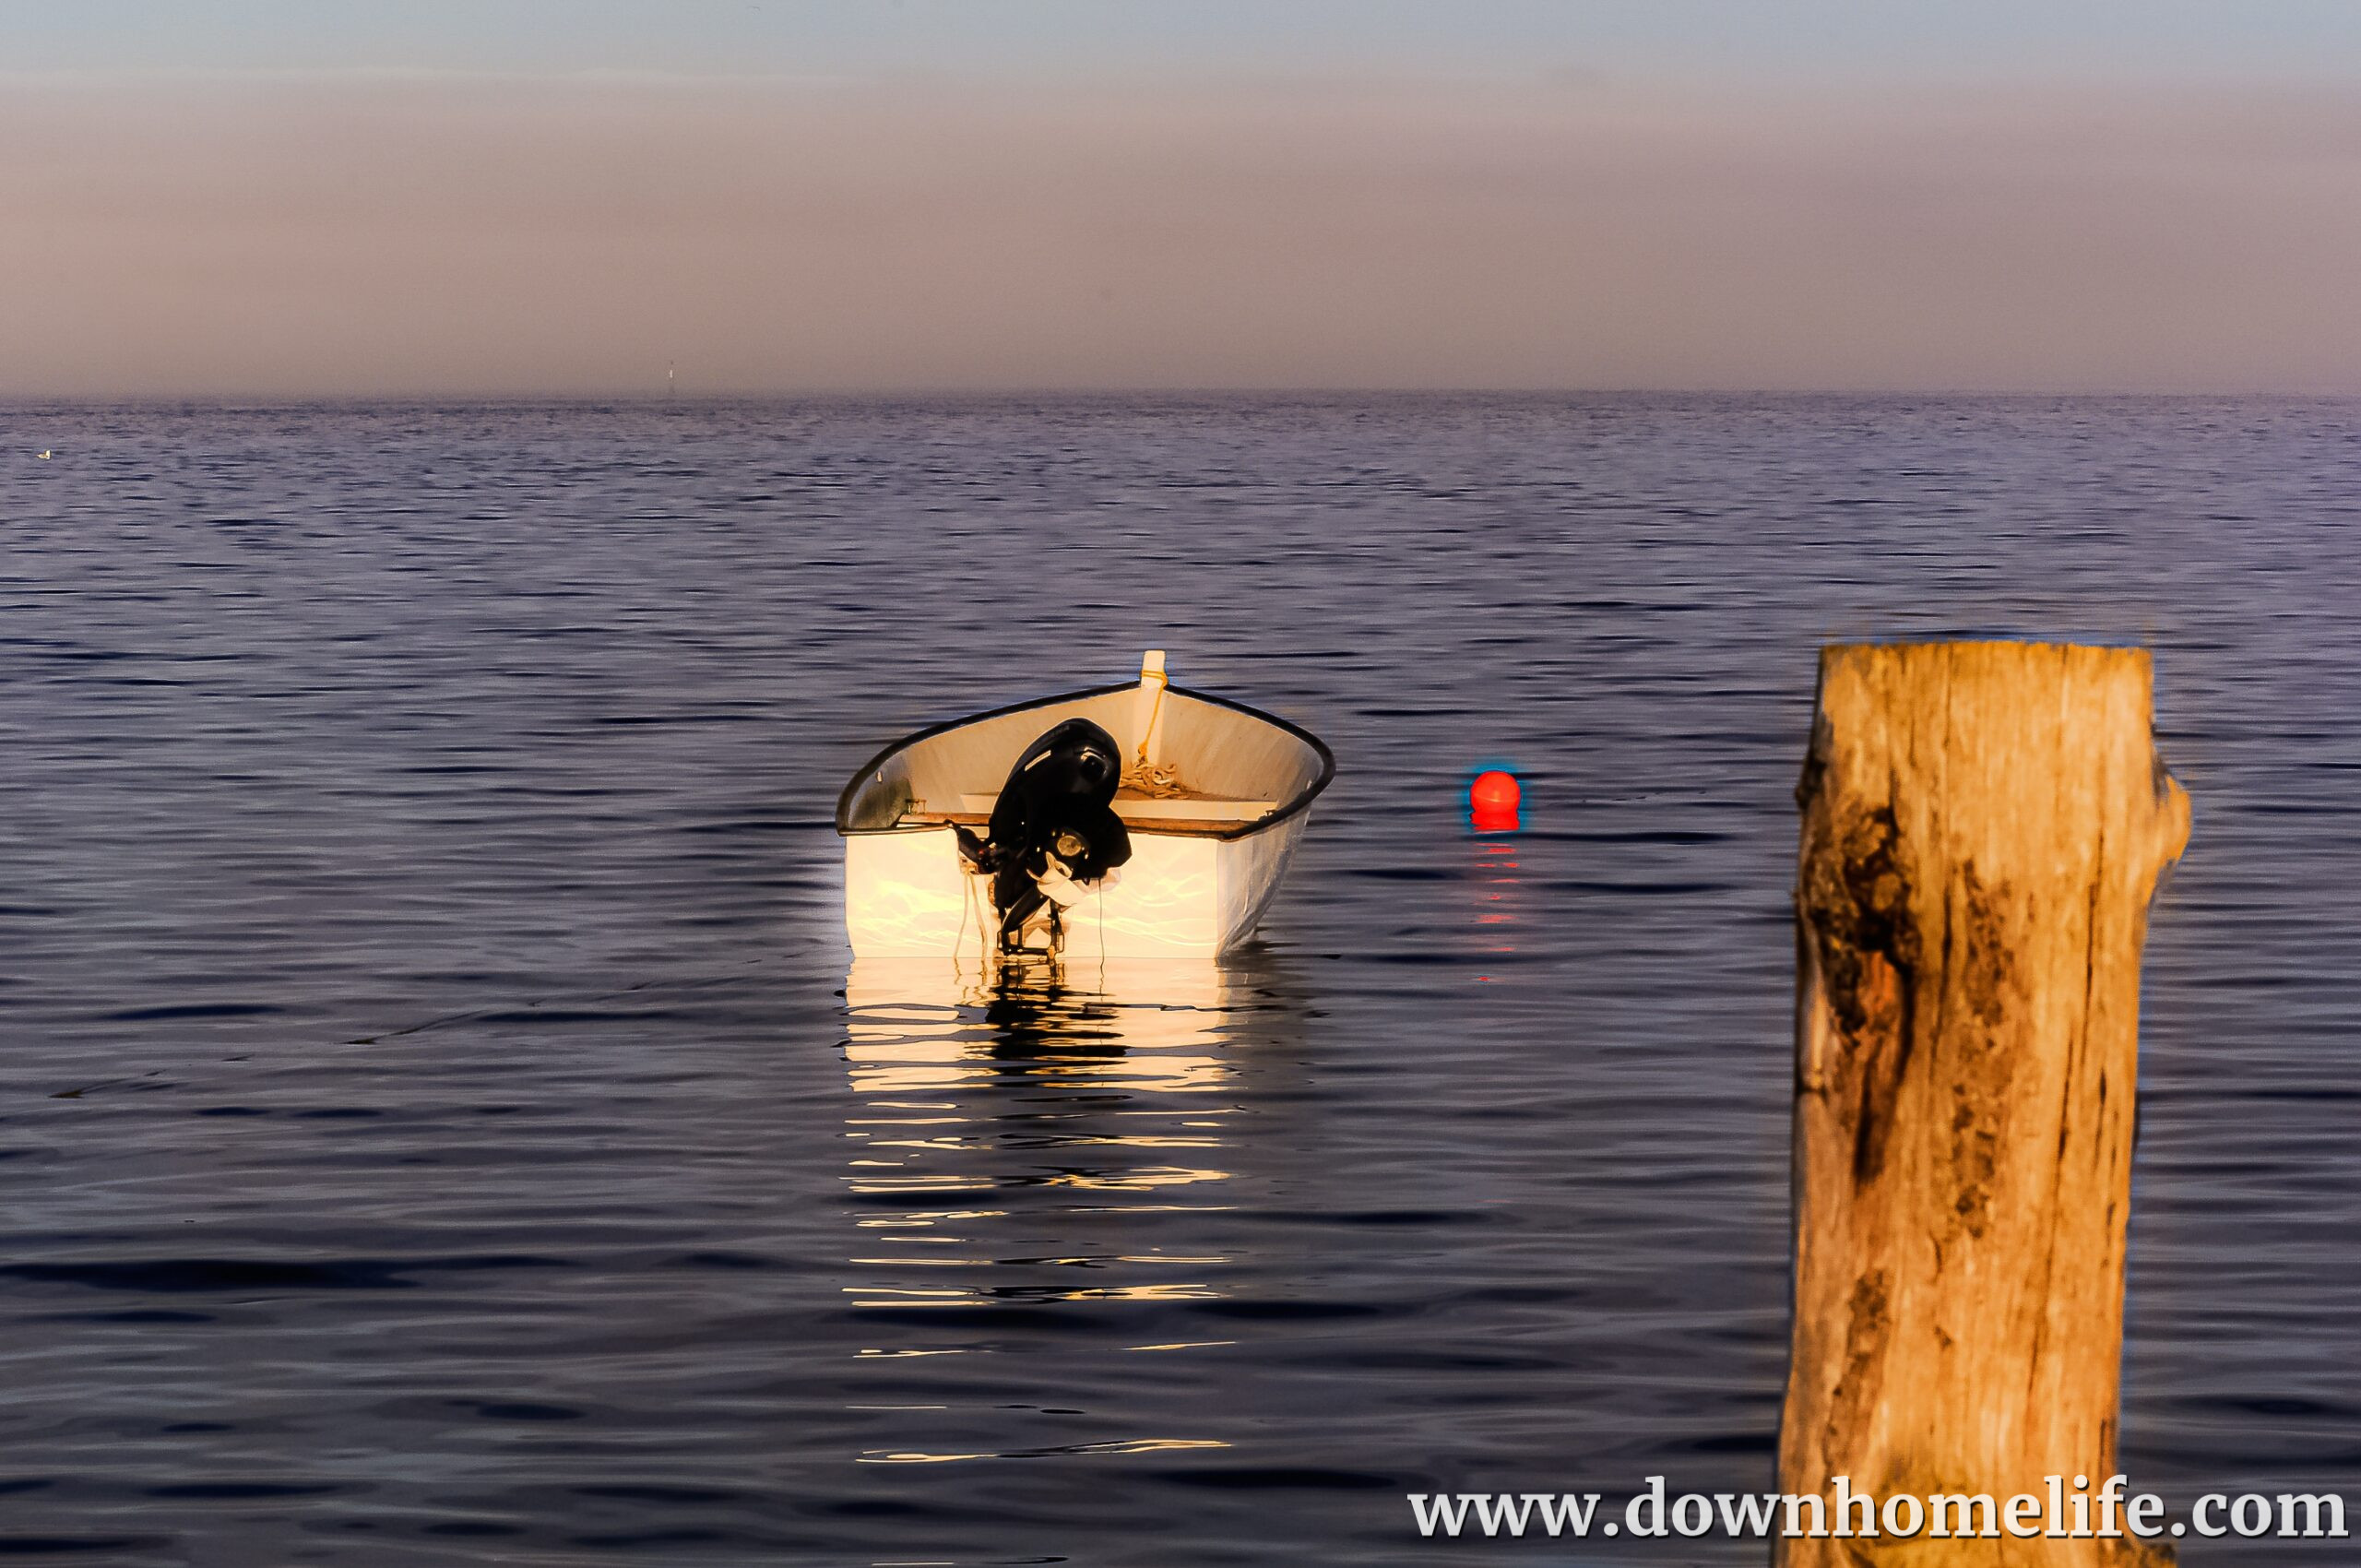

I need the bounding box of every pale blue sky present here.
[11,0,2361,81]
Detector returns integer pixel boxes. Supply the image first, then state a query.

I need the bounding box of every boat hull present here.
[844,813,1311,959]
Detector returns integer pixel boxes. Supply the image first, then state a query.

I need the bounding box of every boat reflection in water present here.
[836,952,1299,1468]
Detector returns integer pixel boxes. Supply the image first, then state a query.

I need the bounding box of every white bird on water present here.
[37,449,51,459]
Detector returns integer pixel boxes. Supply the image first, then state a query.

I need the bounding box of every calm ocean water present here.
[2,396,2356,1564]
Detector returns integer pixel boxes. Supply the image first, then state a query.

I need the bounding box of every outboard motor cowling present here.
[954,718,1133,951]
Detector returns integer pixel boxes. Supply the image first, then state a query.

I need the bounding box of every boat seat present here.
[894,790,1277,837]
[955,791,1275,824]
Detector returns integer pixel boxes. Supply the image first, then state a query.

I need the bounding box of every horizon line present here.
[10,385,2361,408]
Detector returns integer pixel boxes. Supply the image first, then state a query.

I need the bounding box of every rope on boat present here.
[1121,760,1189,797]
[1122,671,1189,797]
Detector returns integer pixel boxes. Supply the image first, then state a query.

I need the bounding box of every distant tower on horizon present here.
[667,360,675,399]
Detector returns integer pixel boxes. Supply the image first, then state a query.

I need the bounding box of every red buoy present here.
[1470,769,1521,833]
[1471,770,1520,812]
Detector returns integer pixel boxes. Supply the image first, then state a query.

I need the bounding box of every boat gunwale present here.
[834,680,1335,843]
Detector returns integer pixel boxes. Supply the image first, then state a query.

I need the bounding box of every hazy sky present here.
[18,1,2361,80]
[6,3,2359,395]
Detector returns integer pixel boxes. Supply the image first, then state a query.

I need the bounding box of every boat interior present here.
[838,678,1329,841]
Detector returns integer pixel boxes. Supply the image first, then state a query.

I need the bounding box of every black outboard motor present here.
[954,718,1133,951]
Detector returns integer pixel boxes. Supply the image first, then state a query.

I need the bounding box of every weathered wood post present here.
[1776,643,2189,1567]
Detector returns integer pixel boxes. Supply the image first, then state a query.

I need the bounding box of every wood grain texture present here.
[1776,643,2189,1567]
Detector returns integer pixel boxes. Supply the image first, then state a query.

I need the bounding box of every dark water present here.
[3,396,2357,1564]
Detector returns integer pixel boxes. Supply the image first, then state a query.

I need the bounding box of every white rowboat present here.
[836,652,1333,959]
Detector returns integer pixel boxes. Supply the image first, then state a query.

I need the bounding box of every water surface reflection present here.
[838,955,1301,1472]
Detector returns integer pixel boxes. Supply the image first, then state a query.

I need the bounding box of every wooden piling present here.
[1776,643,2189,1567]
